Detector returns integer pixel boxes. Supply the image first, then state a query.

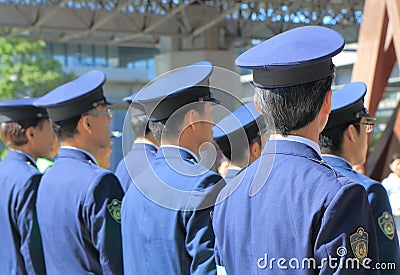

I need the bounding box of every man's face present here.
[353,117,374,166]
[85,104,112,149]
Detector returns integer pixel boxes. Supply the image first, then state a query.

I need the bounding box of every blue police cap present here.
[34,70,111,122]
[123,91,146,115]
[236,26,345,88]
[213,102,266,157]
[0,97,48,121]
[135,61,218,122]
[324,82,374,131]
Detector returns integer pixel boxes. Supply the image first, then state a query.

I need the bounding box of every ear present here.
[78,116,93,135]
[25,127,35,143]
[321,89,332,115]
[249,140,261,159]
[184,109,199,130]
[253,96,261,113]
[344,124,357,143]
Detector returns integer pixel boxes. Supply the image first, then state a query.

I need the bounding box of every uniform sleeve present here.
[84,173,124,275]
[15,174,46,274]
[183,206,217,275]
[182,174,225,275]
[115,159,129,194]
[314,182,380,274]
[366,183,400,270]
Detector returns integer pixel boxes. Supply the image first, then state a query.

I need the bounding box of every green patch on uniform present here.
[378,211,395,240]
[350,227,368,265]
[107,199,121,223]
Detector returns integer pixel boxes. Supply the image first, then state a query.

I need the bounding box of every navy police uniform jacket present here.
[36,148,124,274]
[115,141,157,193]
[0,150,46,275]
[323,155,400,274]
[121,146,225,275]
[213,140,379,274]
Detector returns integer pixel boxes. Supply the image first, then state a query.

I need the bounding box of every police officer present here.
[319,82,400,273]
[0,97,55,274]
[34,70,124,274]
[121,61,225,274]
[115,92,159,193]
[212,26,379,273]
[213,102,267,179]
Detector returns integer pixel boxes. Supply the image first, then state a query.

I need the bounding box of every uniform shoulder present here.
[189,163,224,190]
[83,167,123,205]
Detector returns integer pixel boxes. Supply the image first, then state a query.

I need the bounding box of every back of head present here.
[213,102,266,164]
[135,61,218,141]
[236,26,344,136]
[124,92,151,139]
[255,78,333,135]
[1,119,46,148]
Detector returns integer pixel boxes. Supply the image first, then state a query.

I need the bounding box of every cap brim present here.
[208,97,221,104]
[122,96,132,103]
[360,113,375,120]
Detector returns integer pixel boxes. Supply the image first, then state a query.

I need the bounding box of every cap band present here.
[47,88,106,122]
[0,107,48,121]
[324,104,372,131]
[144,86,215,122]
[253,59,334,88]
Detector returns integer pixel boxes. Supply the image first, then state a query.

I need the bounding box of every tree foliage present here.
[0,38,74,100]
[0,38,75,157]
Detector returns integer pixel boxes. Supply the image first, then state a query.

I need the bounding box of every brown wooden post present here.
[351,0,400,179]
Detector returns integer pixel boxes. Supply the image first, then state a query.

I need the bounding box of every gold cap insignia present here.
[107,199,121,223]
[350,227,368,264]
[378,211,395,240]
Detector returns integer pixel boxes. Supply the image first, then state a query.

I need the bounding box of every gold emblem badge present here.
[107,199,121,223]
[378,211,395,240]
[350,227,368,264]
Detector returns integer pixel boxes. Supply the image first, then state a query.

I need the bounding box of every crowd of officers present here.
[0,25,399,274]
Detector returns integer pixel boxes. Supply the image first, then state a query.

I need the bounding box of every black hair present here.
[52,116,80,141]
[319,120,361,154]
[254,75,334,136]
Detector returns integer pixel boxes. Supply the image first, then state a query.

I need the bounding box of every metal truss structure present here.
[0,0,364,49]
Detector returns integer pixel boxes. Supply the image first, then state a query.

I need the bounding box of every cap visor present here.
[360,113,375,121]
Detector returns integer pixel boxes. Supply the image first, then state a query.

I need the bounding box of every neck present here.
[10,146,37,160]
[145,132,160,147]
[287,112,327,143]
[228,163,243,170]
[161,137,200,158]
[325,151,352,165]
[136,136,159,147]
[287,126,319,143]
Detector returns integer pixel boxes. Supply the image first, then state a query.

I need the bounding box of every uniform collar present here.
[225,167,241,179]
[270,134,321,157]
[6,150,38,169]
[132,140,159,152]
[322,154,352,169]
[262,139,322,162]
[157,145,199,163]
[59,146,98,165]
